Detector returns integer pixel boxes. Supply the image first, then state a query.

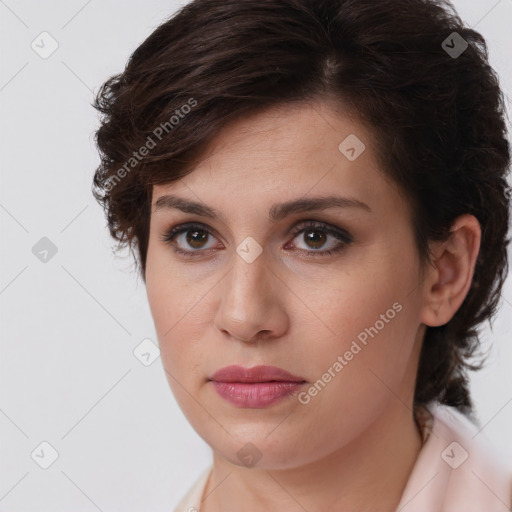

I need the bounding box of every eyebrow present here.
[154,194,371,224]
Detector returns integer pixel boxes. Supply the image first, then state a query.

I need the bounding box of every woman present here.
[91,0,512,510]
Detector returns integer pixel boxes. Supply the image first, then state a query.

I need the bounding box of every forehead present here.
[151,100,406,221]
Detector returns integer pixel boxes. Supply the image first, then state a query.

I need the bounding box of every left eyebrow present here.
[153,194,372,224]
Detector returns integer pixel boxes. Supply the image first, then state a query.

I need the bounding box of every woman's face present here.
[145,100,428,469]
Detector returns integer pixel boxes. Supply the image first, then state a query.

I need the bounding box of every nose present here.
[213,246,289,343]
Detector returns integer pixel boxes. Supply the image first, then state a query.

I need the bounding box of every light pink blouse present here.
[173,403,512,511]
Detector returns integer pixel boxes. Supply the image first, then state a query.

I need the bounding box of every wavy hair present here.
[91,0,511,415]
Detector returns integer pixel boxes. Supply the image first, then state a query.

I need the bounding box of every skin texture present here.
[145,100,481,512]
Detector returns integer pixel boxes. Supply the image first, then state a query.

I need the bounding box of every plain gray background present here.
[1,0,511,510]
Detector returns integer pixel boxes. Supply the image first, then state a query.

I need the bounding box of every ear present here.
[420,214,481,327]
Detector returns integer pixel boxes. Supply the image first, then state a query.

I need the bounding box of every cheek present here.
[145,249,188,363]
[146,277,208,417]
[303,245,421,384]
[146,240,196,330]
[146,283,198,362]
[295,292,419,442]
[145,249,215,385]
[310,287,412,379]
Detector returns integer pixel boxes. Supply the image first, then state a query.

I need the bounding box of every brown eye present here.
[160,223,221,258]
[160,220,352,259]
[185,229,209,249]
[302,229,328,249]
[286,221,353,257]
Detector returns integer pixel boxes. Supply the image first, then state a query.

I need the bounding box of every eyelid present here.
[288,219,353,243]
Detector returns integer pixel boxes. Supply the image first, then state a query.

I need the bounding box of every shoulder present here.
[399,402,512,512]
[172,465,213,512]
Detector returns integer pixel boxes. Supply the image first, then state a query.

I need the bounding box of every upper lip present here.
[209,365,306,383]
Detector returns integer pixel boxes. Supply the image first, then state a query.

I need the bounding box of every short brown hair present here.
[92,0,511,415]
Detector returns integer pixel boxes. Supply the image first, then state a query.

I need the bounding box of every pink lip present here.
[209,365,306,408]
[210,365,305,383]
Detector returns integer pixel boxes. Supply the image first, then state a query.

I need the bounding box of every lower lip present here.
[210,381,305,408]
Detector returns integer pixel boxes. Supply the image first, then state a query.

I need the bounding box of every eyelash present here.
[159,221,353,259]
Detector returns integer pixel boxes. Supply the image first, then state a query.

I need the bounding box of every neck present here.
[201,400,423,512]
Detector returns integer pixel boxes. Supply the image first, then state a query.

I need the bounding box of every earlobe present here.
[420,214,481,327]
